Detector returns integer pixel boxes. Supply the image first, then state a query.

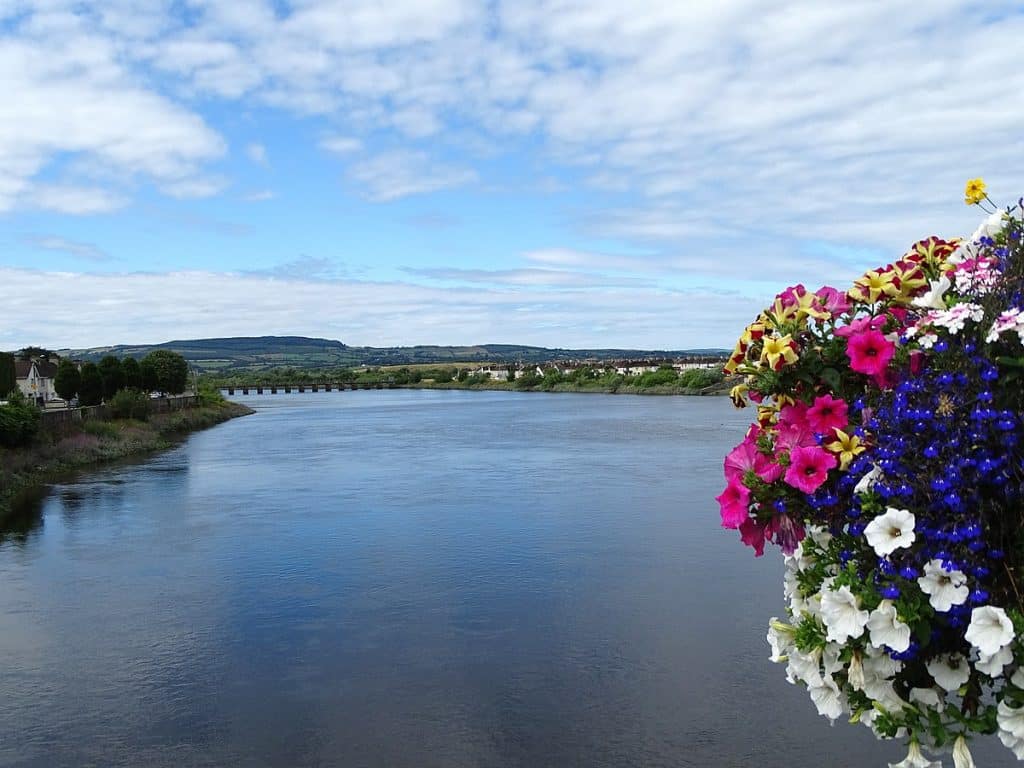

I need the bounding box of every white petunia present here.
[912,275,951,310]
[951,736,975,768]
[918,559,969,612]
[808,674,846,721]
[971,210,1007,242]
[867,600,912,652]
[820,583,869,643]
[926,654,970,692]
[888,741,942,768]
[766,618,794,663]
[909,687,942,709]
[975,645,1012,677]
[998,700,1024,759]
[786,647,823,687]
[854,465,883,494]
[864,508,916,557]
[964,605,1015,657]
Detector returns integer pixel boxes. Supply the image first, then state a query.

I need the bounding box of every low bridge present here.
[221,382,394,395]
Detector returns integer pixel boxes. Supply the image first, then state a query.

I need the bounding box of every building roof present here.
[14,359,58,380]
[35,360,59,378]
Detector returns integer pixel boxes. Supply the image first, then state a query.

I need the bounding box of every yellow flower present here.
[760,334,799,371]
[729,382,748,408]
[849,269,899,304]
[964,177,986,205]
[826,428,866,470]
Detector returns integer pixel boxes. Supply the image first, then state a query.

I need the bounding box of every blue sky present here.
[3,0,1024,350]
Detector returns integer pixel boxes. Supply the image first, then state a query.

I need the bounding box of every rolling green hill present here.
[59,336,727,373]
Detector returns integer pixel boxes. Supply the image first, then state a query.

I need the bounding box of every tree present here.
[506,364,516,382]
[0,353,15,398]
[98,356,124,400]
[121,356,142,390]
[140,350,189,394]
[54,359,81,402]
[17,346,58,361]
[78,362,104,406]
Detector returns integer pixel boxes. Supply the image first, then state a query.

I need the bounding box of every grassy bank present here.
[0,400,253,523]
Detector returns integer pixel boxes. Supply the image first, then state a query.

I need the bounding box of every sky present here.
[2,1,1024,351]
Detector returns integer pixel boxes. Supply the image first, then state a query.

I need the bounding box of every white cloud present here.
[0,266,753,350]
[319,135,363,156]
[404,266,653,288]
[246,142,268,166]
[0,8,224,213]
[23,235,111,262]
[242,189,275,202]
[347,150,477,201]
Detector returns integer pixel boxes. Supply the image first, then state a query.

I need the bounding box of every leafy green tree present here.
[0,390,41,446]
[98,356,125,400]
[121,356,142,390]
[140,350,190,394]
[17,346,57,361]
[0,353,15,398]
[77,362,104,406]
[107,389,151,420]
[457,368,469,382]
[506,365,516,382]
[54,359,81,402]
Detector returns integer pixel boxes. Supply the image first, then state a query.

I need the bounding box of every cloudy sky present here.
[3,1,1023,350]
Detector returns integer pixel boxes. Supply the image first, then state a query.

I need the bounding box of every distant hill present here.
[59,336,729,372]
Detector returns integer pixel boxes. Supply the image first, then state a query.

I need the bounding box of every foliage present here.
[107,389,151,421]
[0,353,15,398]
[120,356,143,390]
[0,391,40,447]
[98,356,124,401]
[16,346,57,361]
[717,183,1024,764]
[77,363,104,407]
[140,350,189,394]
[82,419,120,439]
[53,359,81,402]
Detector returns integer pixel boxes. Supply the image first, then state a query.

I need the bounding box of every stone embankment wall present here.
[39,395,198,433]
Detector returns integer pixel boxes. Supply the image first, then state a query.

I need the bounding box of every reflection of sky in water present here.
[0,391,1010,766]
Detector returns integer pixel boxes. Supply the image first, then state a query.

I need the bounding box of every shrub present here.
[107,389,152,421]
[82,420,119,439]
[0,392,41,447]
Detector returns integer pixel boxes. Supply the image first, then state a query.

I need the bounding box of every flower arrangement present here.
[718,179,1024,766]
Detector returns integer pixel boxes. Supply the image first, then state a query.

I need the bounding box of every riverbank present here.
[0,400,253,524]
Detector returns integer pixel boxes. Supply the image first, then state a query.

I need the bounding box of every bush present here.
[82,420,120,439]
[107,389,152,421]
[0,392,40,447]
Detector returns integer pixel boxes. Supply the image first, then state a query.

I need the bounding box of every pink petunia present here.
[834,314,886,338]
[775,421,817,453]
[716,479,751,529]
[814,286,851,317]
[777,401,810,430]
[723,438,758,482]
[784,445,837,494]
[846,329,896,377]
[806,394,848,435]
[754,454,784,483]
[739,517,767,557]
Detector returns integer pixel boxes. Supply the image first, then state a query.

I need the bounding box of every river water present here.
[0,391,1009,767]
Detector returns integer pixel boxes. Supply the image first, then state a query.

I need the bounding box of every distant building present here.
[15,359,59,404]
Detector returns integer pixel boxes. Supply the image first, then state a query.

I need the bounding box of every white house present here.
[15,359,59,404]
[473,366,510,381]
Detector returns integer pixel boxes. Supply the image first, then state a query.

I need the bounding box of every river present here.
[0,390,1008,766]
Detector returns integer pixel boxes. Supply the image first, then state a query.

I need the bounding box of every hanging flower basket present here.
[718,180,1024,767]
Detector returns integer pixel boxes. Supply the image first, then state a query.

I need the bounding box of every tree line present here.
[53,350,190,406]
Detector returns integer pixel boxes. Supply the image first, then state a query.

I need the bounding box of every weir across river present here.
[221,382,394,395]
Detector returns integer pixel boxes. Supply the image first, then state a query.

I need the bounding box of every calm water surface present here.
[0,391,1010,766]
